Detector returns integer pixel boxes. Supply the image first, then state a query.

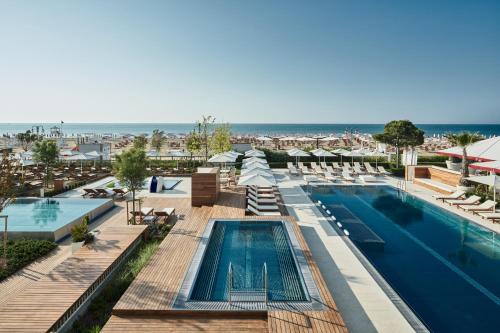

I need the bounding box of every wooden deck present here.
[0,224,147,333]
[102,190,347,333]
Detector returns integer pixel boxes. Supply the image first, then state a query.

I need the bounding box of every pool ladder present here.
[397,180,407,191]
[228,262,268,305]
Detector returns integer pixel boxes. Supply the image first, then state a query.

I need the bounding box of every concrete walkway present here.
[274,170,416,333]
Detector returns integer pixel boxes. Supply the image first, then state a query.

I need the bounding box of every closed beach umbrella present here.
[238,174,276,187]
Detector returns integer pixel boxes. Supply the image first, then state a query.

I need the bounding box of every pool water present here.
[3,198,110,232]
[309,185,500,332]
[190,220,308,302]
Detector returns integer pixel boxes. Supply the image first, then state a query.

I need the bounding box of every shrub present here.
[71,216,94,243]
[0,239,57,281]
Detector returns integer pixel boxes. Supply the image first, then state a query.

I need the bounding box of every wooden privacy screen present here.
[191,167,220,206]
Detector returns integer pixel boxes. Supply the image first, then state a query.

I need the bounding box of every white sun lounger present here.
[324,171,339,182]
[320,162,328,169]
[248,192,277,204]
[364,162,379,174]
[433,190,465,202]
[247,205,281,216]
[301,166,313,174]
[359,175,377,183]
[332,162,342,170]
[477,212,500,223]
[446,195,481,206]
[326,166,335,174]
[377,166,391,175]
[459,200,496,213]
[247,198,279,211]
[310,162,318,169]
[342,171,355,182]
[353,165,365,174]
[343,162,352,169]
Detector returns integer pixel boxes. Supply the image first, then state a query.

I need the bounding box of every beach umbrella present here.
[342,150,364,165]
[226,150,243,156]
[165,150,191,168]
[65,153,96,171]
[312,148,335,164]
[146,150,160,158]
[287,148,309,166]
[208,153,237,163]
[256,136,272,142]
[242,161,270,170]
[240,168,273,177]
[320,136,340,142]
[243,156,267,164]
[279,136,296,141]
[238,174,276,187]
[465,175,500,202]
[245,150,266,158]
[367,150,387,168]
[241,164,270,173]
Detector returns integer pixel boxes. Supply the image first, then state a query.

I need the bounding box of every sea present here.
[0,123,499,137]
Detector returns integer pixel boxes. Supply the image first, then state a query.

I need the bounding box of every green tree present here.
[0,151,18,267]
[196,115,215,162]
[373,120,424,168]
[114,148,148,217]
[32,140,59,187]
[150,129,165,156]
[16,130,41,152]
[445,132,484,186]
[210,123,232,154]
[133,135,148,150]
[186,130,202,166]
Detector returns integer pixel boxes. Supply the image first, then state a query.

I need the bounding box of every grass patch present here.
[0,239,57,281]
[71,225,172,333]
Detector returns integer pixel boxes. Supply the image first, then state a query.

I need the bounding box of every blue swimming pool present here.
[2,198,113,241]
[190,220,308,302]
[308,185,500,332]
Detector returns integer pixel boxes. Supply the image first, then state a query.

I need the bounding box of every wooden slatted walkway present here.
[102,190,347,333]
[0,224,147,333]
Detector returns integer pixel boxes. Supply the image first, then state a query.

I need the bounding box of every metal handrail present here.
[228,262,233,305]
[262,262,268,304]
[227,262,268,305]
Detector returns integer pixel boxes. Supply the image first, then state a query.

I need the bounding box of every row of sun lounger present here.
[288,161,390,178]
[433,190,498,223]
[82,187,129,198]
[246,186,281,216]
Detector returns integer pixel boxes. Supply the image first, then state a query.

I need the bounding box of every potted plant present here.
[71,216,94,253]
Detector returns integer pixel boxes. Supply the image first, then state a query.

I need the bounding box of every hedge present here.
[0,239,57,281]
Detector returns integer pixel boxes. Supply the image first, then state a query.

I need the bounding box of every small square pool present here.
[1,198,114,241]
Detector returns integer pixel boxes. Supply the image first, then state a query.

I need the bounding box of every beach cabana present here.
[437,136,500,162]
[469,160,500,173]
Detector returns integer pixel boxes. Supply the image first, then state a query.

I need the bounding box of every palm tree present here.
[446,132,484,186]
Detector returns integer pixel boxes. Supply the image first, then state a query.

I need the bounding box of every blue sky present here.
[1,0,499,123]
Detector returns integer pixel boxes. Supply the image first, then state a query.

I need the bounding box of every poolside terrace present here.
[102,189,347,333]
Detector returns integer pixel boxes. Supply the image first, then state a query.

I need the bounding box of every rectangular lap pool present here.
[308,185,500,333]
[175,219,323,311]
[1,198,113,241]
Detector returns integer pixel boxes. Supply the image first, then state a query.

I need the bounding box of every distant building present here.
[78,142,112,160]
